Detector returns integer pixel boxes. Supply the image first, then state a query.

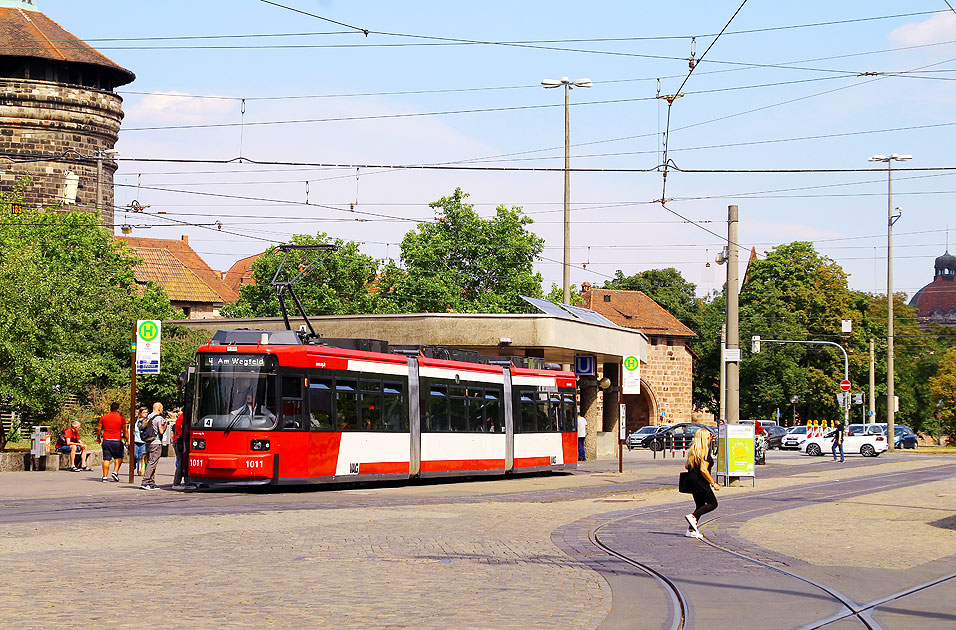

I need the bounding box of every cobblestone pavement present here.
[0,452,953,629]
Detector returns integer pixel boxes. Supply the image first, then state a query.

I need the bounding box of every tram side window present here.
[360,379,384,432]
[484,391,502,433]
[309,378,334,431]
[427,385,449,432]
[449,386,468,432]
[548,394,562,432]
[383,382,407,432]
[561,395,577,432]
[281,375,306,430]
[336,379,358,431]
[535,392,550,431]
[519,391,536,433]
[466,389,485,432]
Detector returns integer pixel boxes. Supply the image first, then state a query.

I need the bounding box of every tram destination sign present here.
[135,320,161,375]
[203,355,267,368]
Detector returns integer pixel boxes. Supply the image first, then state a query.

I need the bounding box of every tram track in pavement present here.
[583,464,956,630]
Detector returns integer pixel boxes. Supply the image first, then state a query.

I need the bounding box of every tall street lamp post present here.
[542,77,592,304]
[868,153,911,451]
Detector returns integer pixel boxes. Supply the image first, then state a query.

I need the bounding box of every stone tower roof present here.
[0,3,135,87]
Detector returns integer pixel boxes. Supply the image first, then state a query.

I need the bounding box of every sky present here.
[37,1,956,301]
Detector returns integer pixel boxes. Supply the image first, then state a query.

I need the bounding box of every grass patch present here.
[896,446,956,455]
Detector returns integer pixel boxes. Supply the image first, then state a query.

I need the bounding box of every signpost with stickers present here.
[128,320,162,483]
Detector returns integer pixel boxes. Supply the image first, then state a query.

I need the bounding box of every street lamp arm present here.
[759,339,849,380]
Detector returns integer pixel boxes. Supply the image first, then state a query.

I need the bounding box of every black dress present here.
[689,452,718,518]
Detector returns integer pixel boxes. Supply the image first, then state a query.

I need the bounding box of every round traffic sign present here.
[138,320,159,342]
[840,379,851,392]
[623,356,639,371]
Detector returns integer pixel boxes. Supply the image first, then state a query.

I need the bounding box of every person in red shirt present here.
[57,421,90,471]
[172,408,186,488]
[97,402,128,482]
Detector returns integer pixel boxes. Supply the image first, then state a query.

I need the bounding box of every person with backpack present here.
[133,407,148,476]
[140,402,167,490]
[56,421,91,471]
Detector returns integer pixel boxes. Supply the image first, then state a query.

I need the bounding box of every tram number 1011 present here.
[246,460,265,469]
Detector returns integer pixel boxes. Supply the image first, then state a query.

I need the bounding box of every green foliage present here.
[0,178,182,420]
[228,234,382,317]
[929,346,956,441]
[545,283,583,306]
[604,268,701,331]
[135,325,209,409]
[377,188,545,313]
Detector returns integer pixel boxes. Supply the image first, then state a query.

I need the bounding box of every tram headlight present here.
[191,438,206,450]
[251,439,270,451]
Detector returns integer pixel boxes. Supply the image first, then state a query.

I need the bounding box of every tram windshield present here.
[194,354,278,430]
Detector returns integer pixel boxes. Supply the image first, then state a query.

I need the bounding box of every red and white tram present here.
[187,329,579,487]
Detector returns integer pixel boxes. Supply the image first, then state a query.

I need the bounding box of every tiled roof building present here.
[582,285,697,431]
[223,252,264,295]
[909,251,956,327]
[0,0,134,223]
[117,235,237,319]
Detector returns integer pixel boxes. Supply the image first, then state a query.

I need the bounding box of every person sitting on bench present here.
[58,421,91,471]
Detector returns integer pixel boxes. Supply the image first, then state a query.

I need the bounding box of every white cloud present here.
[888,12,956,46]
[124,92,236,124]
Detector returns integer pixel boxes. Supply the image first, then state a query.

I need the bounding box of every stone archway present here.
[621,379,659,435]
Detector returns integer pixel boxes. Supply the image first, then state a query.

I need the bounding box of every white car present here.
[780,426,809,450]
[799,430,887,458]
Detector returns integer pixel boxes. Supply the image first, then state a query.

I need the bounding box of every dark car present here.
[640,423,712,451]
[626,424,670,450]
[765,425,789,450]
[894,426,918,449]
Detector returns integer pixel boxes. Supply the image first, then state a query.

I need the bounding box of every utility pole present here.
[869,153,910,450]
[868,338,875,424]
[563,82,570,305]
[719,324,726,422]
[726,205,740,425]
[96,152,103,217]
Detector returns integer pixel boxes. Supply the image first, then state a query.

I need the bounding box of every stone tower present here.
[0,0,135,226]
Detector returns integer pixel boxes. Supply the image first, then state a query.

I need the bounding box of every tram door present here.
[279,372,308,478]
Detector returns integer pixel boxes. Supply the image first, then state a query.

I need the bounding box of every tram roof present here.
[170,312,648,366]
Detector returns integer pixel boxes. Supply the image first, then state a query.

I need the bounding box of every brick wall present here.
[594,339,694,425]
[0,78,123,225]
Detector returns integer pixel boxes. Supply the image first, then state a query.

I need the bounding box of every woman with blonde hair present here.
[683,428,719,538]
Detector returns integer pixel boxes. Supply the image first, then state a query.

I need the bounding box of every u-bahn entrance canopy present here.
[169,312,648,366]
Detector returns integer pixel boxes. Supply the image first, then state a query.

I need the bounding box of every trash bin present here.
[30,425,51,470]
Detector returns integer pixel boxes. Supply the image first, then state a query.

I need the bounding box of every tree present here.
[545,282,583,306]
[929,346,956,443]
[738,242,861,422]
[0,178,181,419]
[377,188,545,313]
[604,268,700,332]
[228,234,382,318]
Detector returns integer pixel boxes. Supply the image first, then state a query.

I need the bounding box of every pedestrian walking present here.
[831,420,845,463]
[140,402,166,490]
[682,429,719,539]
[577,413,587,461]
[96,402,127,482]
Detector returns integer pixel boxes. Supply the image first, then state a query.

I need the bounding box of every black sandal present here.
[70,467,81,472]
[80,466,93,471]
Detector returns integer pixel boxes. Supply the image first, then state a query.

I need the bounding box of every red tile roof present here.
[116,235,237,305]
[910,277,956,325]
[583,288,696,337]
[0,7,135,85]
[223,252,263,294]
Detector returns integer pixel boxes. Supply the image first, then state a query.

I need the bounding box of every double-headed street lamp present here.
[542,77,592,304]
[868,153,911,451]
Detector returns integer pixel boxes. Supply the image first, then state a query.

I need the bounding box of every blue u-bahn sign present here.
[574,354,596,376]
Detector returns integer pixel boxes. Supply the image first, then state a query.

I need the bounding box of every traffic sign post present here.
[840,380,851,392]
[618,404,626,474]
[135,320,162,375]
[621,354,640,394]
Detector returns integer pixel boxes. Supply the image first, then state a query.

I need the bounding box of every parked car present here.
[799,430,887,457]
[765,425,789,450]
[780,426,809,450]
[640,423,712,451]
[848,423,918,449]
[626,425,669,450]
